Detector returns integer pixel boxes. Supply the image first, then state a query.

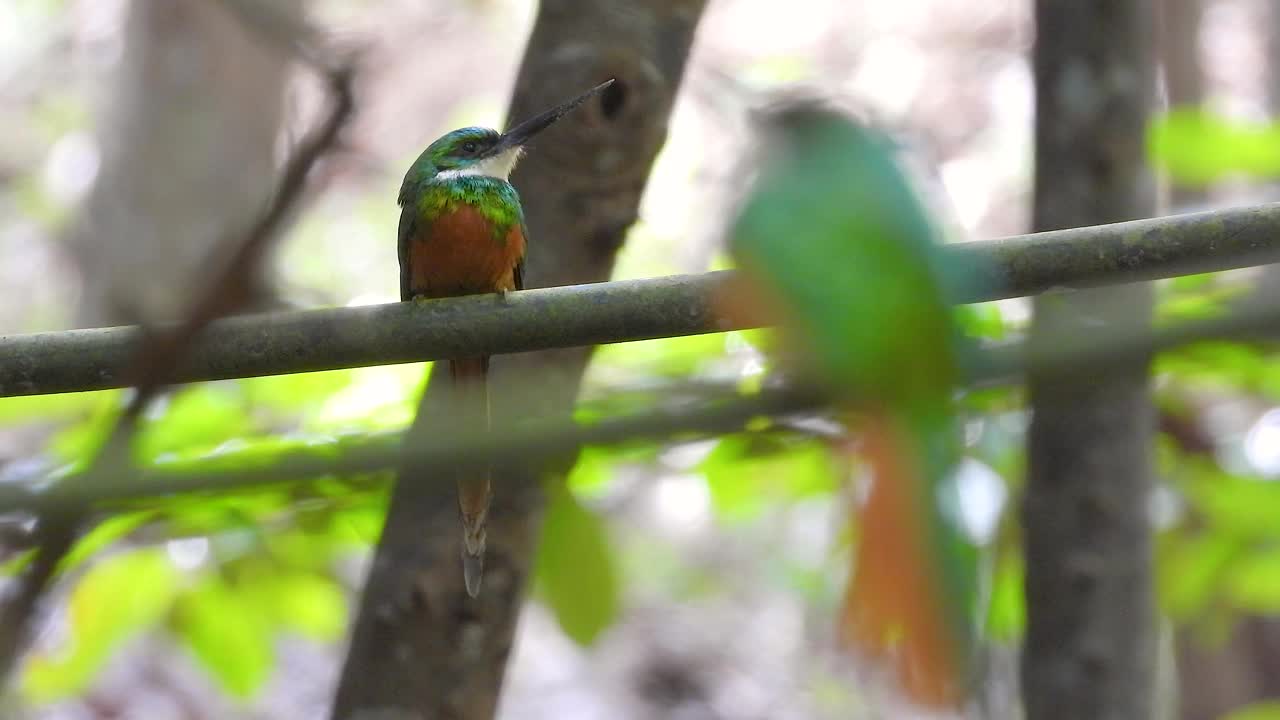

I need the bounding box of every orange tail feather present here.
[450,356,491,598]
[839,412,963,707]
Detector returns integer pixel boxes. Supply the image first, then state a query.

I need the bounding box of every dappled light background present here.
[0,0,1279,718]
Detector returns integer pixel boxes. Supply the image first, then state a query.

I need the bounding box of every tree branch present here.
[3,293,1278,515]
[1,202,1279,399]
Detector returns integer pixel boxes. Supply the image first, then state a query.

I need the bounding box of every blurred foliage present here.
[24,548,178,702]
[1224,701,1280,720]
[1148,108,1280,186]
[5,368,405,702]
[700,434,838,522]
[172,574,274,698]
[5,65,1280,715]
[534,481,619,645]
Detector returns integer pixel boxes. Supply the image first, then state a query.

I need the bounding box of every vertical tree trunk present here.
[1159,4,1255,719]
[1175,4,1280,719]
[1160,0,1206,212]
[1021,2,1158,720]
[64,0,293,327]
[1270,0,1280,111]
[329,2,708,718]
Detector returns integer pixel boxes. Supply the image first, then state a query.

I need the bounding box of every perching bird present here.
[728,104,978,706]
[397,80,613,597]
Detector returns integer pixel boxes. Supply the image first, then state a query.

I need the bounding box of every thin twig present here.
[0,6,357,691]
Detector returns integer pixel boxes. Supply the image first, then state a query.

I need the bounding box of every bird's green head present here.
[399,79,615,203]
[420,126,510,176]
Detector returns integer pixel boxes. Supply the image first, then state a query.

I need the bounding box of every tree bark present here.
[1270,0,1280,111]
[64,0,293,327]
[1021,3,1158,720]
[329,2,709,719]
[1159,0,1206,212]
[1175,4,1280,720]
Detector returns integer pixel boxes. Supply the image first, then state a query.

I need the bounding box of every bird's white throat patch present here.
[437,146,525,182]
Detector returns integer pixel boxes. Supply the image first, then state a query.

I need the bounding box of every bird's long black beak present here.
[497,79,614,150]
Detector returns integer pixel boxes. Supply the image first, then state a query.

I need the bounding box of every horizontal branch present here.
[2,203,1279,398]
[6,290,1280,514]
[0,385,823,513]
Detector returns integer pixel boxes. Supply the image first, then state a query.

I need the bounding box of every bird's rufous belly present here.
[407,204,525,297]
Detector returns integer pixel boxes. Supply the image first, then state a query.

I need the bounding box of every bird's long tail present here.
[450,356,492,598]
[839,408,970,706]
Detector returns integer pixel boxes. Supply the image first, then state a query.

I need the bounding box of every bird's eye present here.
[462,141,478,153]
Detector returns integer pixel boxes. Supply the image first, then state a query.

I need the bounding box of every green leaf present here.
[1156,292,1231,323]
[60,511,156,572]
[23,548,178,702]
[1148,108,1280,186]
[1158,532,1240,621]
[591,333,727,379]
[172,576,273,698]
[0,391,114,428]
[269,574,346,641]
[329,503,387,547]
[958,386,1021,414]
[263,530,340,573]
[955,303,1007,341]
[239,369,355,414]
[135,387,253,462]
[307,364,426,431]
[1257,365,1280,404]
[535,482,619,645]
[0,549,35,577]
[1225,548,1280,613]
[985,550,1025,642]
[1168,272,1218,292]
[1186,474,1280,538]
[48,395,123,462]
[1223,701,1280,720]
[700,435,837,521]
[566,446,615,497]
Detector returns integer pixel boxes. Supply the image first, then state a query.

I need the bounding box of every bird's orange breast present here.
[406,204,525,298]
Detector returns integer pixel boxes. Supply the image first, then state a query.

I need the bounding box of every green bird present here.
[728,104,978,706]
[397,80,613,596]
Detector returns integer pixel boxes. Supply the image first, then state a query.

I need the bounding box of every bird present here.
[727,104,978,705]
[397,80,614,597]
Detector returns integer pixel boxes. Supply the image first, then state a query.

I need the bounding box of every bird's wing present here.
[397,205,418,301]
[514,218,527,291]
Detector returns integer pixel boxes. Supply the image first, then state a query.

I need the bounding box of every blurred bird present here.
[727,103,978,706]
[397,80,614,597]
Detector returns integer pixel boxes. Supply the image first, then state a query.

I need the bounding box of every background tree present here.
[7,1,1280,718]
[1022,2,1158,719]
[64,0,297,327]
[330,2,709,718]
